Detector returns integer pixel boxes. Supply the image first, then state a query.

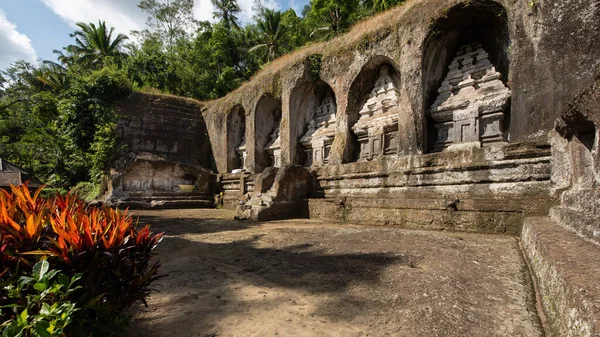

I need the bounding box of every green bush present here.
[1,261,80,337]
[68,182,100,202]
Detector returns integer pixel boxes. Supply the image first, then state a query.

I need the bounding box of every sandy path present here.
[122,209,542,337]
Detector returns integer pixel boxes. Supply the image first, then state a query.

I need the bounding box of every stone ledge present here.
[308,198,526,235]
[521,217,600,337]
[550,207,600,245]
[113,199,214,210]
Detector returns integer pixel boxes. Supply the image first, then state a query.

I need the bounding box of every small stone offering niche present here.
[352,65,401,161]
[236,137,247,170]
[429,43,511,152]
[266,126,281,168]
[300,93,337,166]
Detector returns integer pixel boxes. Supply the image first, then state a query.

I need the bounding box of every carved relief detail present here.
[301,93,337,166]
[429,43,511,151]
[352,65,401,160]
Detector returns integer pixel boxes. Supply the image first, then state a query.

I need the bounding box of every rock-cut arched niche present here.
[254,94,282,173]
[347,57,403,162]
[290,81,337,166]
[227,105,246,172]
[422,0,511,152]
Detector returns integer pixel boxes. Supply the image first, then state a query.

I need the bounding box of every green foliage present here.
[212,0,242,30]
[305,0,360,39]
[68,182,100,202]
[1,261,81,337]
[67,21,129,69]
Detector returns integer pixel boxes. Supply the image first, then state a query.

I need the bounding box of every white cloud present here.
[42,0,281,39]
[0,8,38,69]
[41,0,148,35]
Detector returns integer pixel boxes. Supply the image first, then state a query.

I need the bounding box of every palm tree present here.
[69,21,129,68]
[37,61,69,93]
[211,0,241,30]
[249,9,288,62]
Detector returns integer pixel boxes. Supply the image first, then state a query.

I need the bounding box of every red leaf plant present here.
[0,183,164,333]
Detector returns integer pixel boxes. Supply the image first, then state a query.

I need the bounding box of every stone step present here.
[127,191,211,198]
[521,217,600,337]
[550,206,600,245]
[308,198,526,235]
[114,199,214,210]
[124,195,212,202]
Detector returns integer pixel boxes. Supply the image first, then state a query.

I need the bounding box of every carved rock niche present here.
[352,65,401,160]
[429,43,511,152]
[300,93,337,166]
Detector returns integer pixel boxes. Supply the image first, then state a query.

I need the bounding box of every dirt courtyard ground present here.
[122,209,543,337]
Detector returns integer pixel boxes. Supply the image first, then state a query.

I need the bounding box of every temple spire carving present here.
[352,65,401,160]
[429,43,511,151]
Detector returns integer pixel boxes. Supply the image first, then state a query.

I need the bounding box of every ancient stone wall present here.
[116,92,213,168]
[104,92,216,208]
[203,0,600,174]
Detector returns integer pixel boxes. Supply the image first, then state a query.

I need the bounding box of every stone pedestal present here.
[429,43,511,152]
[266,126,281,168]
[352,65,401,160]
[300,94,337,166]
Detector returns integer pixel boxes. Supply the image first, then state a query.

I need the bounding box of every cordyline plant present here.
[0,183,164,335]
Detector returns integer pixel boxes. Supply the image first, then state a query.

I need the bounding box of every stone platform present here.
[308,140,556,235]
[522,217,600,337]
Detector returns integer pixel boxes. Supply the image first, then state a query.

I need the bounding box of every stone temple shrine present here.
[103,1,600,336]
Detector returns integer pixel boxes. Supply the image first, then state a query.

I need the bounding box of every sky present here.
[0,0,309,70]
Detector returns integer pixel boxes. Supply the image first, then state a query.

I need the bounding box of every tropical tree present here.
[138,0,196,55]
[69,21,129,68]
[306,0,359,39]
[250,8,288,62]
[211,0,242,30]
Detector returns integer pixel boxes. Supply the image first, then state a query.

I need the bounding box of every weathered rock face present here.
[521,73,600,337]
[105,92,216,208]
[352,65,401,160]
[429,43,510,151]
[549,73,600,243]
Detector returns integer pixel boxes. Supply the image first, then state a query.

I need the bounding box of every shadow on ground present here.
[123,211,403,336]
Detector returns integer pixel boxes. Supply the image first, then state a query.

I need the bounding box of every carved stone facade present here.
[300,93,337,166]
[429,43,511,152]
[352,65,401,160]
[266,126,281,168]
